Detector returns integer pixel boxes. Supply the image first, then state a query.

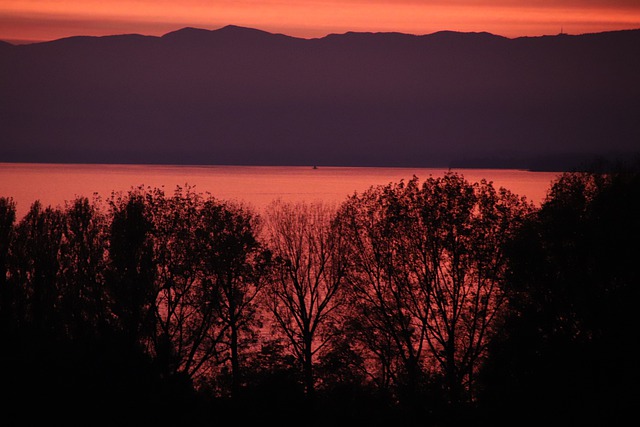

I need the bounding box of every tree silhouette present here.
[58,195,109,341]
[0,197,16,330]
[11,201,65,333]
[197,195,270,397]
[420,174,533,409]
[263,199,349,401]
[106,188,157,350]
[337,178,432,409]
[479,164,640,425]
[2,200,117,422]
[337,173,533,420]
[146,185,212,388]
[114,185,270,399]
[7,169,625,425]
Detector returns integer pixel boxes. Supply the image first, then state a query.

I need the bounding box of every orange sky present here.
[2,0,640,44]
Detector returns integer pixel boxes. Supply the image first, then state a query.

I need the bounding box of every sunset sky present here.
[2,0,640,44]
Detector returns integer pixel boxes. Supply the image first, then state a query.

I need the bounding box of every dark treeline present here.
[1,167,638,426]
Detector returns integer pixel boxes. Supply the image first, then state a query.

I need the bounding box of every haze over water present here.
[0,163,560,220]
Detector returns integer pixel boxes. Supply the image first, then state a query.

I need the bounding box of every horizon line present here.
[3,23,640,46]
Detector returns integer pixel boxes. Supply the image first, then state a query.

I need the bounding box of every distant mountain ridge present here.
[1,25,639,170]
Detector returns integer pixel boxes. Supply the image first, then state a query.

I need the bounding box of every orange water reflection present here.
[0,163,560,219]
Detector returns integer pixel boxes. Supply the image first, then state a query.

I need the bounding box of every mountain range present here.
[1,25,639,170]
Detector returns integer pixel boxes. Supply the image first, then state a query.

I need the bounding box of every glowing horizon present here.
[1,0,640,44]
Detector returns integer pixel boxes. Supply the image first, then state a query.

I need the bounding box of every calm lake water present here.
[0,163,561,220]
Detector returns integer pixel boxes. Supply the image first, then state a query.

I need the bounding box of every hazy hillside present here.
[1,26,639,169]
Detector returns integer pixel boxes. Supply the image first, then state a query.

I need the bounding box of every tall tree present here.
[106,188,157,350]
[263,200,349,399]
[419,174,532,407]
[337,173,533,414]
[0,197,16,329]
[58,195,109,340]
[479,165,640,425]
[197,196,270,397]
[146,185,269,396]
[11,201,65,332]
[147,185,210,386]
[336,178,432,405]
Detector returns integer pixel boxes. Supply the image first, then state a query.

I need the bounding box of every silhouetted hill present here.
[1,26,639,169]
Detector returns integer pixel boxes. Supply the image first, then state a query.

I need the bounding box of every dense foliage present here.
[1,168,638,425]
